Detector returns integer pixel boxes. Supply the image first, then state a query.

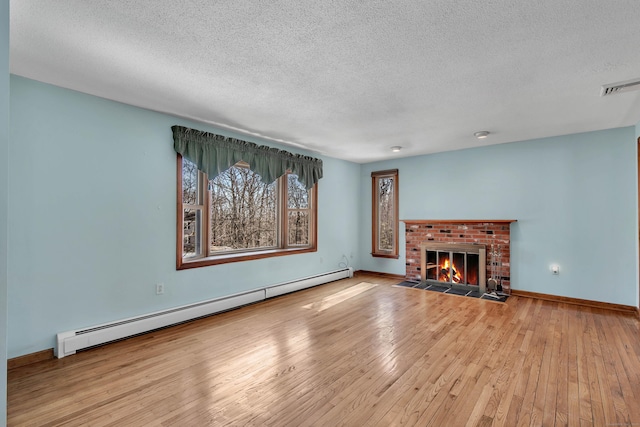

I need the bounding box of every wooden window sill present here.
[178,246,317,270]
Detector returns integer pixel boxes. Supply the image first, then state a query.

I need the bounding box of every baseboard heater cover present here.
[55,267,353,358]
[265,267,353,298]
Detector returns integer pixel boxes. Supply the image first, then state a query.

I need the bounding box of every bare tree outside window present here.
[177,156,317,268]
[209,165,277,252]
[182,160,198,205]
[377,177,394,251]
[371,169,399,258]
[287,174,311,246]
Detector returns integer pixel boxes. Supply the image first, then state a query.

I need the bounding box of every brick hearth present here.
[403,220,516,292]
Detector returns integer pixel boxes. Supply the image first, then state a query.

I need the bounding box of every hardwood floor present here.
[8,274,640,426]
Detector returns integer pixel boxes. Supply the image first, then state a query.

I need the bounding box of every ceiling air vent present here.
[600,78,640,96]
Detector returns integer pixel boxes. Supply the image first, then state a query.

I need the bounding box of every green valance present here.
[172,125,323,189]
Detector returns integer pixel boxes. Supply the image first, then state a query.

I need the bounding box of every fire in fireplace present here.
[420,242,487,294]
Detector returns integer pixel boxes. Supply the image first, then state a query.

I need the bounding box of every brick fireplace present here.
[403,220,516,293]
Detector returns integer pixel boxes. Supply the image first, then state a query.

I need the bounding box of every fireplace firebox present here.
[420,242,487,294]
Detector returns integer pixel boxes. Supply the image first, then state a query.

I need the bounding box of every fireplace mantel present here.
[402,219,517,224]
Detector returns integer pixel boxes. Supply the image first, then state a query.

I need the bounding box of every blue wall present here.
[7,76,361,358]
[1,0,9,422]
[360,128,638,307]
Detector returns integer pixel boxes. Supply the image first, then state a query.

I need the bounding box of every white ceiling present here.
[9,1,640,163]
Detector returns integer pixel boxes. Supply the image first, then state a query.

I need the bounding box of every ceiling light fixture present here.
[474,131,490,139]
[390,146,402,152]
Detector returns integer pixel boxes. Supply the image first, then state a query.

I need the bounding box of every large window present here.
[371,169,399,258]
[178,155,317,269]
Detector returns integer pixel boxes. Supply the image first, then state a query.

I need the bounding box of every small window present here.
[177,155,317,269]
[371,169,399,258]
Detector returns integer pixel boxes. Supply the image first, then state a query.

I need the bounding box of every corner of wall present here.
[636,121,640,309]
[1,0,10,422]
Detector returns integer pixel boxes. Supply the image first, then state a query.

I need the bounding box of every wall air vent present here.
[600,78,640,96]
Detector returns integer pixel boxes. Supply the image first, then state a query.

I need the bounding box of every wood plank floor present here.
[7,273,640,426]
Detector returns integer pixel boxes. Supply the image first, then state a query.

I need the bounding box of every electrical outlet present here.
[156,283,165,295]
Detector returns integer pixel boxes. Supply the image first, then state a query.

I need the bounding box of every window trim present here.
[371,169,399,259]
[176,155,317,270]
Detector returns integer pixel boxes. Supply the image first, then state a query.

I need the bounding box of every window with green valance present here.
[172,125,323,189]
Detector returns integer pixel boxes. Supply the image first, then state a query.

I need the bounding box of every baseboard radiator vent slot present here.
[55,267,353,358]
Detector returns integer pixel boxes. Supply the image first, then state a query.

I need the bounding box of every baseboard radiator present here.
[55,267,353,358]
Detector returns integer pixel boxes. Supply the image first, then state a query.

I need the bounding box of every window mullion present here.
[203,173,211,258]
[279,175,287,249]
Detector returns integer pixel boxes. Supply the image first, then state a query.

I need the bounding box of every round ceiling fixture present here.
[390,146,402,152]
[474,131,490,139]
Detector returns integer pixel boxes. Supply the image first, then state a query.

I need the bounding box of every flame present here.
[440,259,462,283]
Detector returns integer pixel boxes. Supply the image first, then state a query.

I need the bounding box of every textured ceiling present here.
[10,1,640,163]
